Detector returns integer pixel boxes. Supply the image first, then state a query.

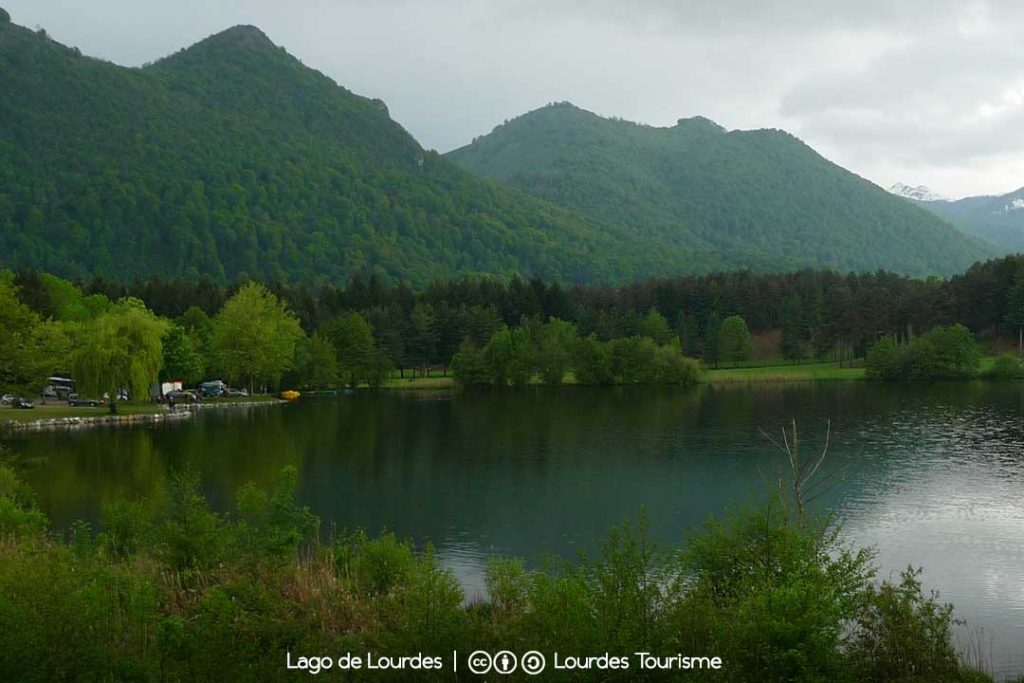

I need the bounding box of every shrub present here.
[0,457,994,682]
[985,354,1021,379]
[235,466,318,559]
[866,335,903,380]
[609,336,659,383]
[348,532,417,596]
[155,469,227,570]
[653,345,702,384]
[866,325,980,380]
[848,567,973,683]
[99,499,152,561]
[672,502,875,682]
[0,464,47,537]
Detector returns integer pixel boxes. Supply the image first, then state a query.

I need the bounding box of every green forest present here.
[0,18,693,287]
[447,102,992,276]
[0,15,996,291]
[910,187,1024,252]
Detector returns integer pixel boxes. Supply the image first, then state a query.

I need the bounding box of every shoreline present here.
[380,361,869,391]
[0,398,287,432]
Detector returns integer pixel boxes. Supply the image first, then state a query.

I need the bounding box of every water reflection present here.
[5,382,1024,671]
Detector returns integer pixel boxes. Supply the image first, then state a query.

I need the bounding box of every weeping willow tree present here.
[72,298,170,414]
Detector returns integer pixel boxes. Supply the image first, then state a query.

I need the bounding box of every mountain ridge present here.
[448,103,993,276]
[0,18,996,284]
[887,183,948,203]
[0,19,699,286]
[899,185,1024,253]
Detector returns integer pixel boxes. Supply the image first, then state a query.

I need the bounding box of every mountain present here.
[0,16,695,286]
[887,183,947,202]
[447,103,994,276]
[0,15,994,286]
[898,186,1024,253]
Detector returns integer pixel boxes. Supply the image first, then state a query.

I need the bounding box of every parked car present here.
[225,388,248,397]
[68,393,102,407]
[166,390,197,404]
[12,397,34,409]
[0,393,15,406]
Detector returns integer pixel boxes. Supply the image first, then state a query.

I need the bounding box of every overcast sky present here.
[8,0,1024,198]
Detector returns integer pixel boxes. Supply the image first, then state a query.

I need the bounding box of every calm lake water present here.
[6,382,1024,674]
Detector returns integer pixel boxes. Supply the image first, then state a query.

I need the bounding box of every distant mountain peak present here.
[674,115,725,133]
[192,24,277,52]
[888,183,947,202]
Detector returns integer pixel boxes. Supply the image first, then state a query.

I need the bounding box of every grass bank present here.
[380,361,869,390]
[0,394,283,426]
[0,402,165,425]
[706,361,866,383]
[383,375,455,390]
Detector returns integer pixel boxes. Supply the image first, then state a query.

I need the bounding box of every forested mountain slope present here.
[447,102,993,276]
[0,16,692,286]
[902,187,1024,253]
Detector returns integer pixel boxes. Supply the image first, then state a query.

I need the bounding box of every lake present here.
[5,382,1024,674]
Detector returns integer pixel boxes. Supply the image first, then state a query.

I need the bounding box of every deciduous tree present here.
[717,315,752,364]
[211,284,303,395]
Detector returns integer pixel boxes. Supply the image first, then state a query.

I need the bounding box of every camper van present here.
[45,377,75,400]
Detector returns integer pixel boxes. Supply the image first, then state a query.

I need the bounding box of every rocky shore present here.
[1,399,287,432]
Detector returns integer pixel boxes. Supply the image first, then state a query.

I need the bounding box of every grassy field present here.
[380,361,869,390]
[0,402,166,424]
[383,375,455,390]
[706,361,866,383]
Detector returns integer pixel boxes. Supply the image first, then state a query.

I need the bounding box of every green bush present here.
[99,498,151,561]
[155,469,228,571]
[848,567,976,683]
[349,532,417,596]
[865,335,903,380]
[985,354,1021,379]
[0,460,994,682]
[672,503,875,682]
[609,336,659,383]
[866,325,980,380]
[653,344,703,384]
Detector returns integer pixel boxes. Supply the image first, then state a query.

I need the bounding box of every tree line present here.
[70,252,1024,352]
[68,254,1024,362]
[6,254,1024,401]
[450,316,703,387]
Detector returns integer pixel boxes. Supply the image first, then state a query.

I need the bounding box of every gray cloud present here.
[5,0,1024,196]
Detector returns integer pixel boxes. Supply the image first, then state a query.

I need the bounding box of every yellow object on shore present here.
[280,390,300,401]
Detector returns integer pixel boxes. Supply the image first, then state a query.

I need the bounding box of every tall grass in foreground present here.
[0,448,1000,682]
